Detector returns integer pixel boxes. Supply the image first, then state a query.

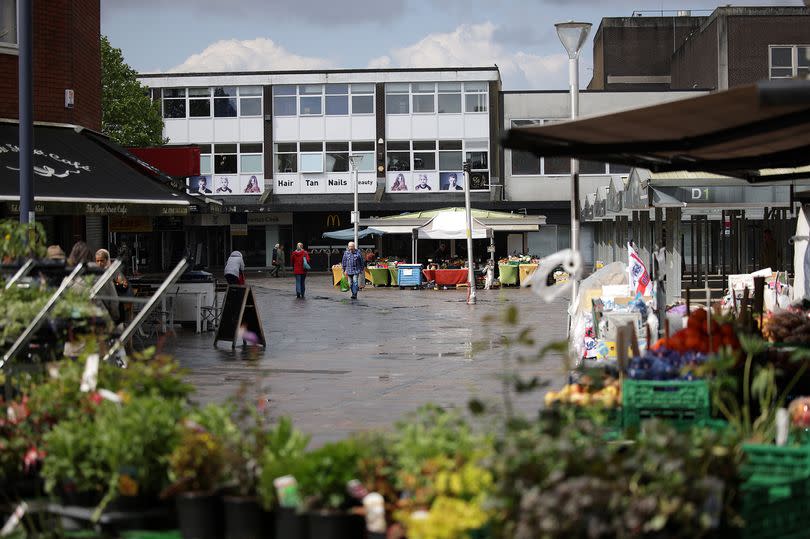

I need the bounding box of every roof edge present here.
[138,66,501,79]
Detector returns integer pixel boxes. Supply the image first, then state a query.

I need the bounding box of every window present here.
[509,120,541,175]
[351,84,374,114]
[0,0,16,47]
[188,88,211,117]
[413,140,436,170]
[465,151,488,171]
[350,141,375,172]
[213,87,237,117]
[162,88,186,118]
[325,84,349,116]
[300,141,324,173]
[198,144,212,175]
[239,86,262,117]
[386,140,410,171]
[412,83,435,114]
[273,85,297,116]
[239,143,263,173]
[326,142,349,172]
[609,163,632,174]
[299,85,323,115]
[770,45,810,79]
[439,140,463,170]
[214,144,238,174]
[275,143,297,173]
[464,82,488,113]
[438,83,461,114]
[386,83,409,114]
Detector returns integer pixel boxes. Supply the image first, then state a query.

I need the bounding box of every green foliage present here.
[101,36,165,147]
[40,412,108,498]
[293,438,367,511]
[0,220,47,261]
[167,423,226,495]
[257,417,311,509]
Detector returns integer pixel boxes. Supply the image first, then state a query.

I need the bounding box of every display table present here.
[499,264,519,286]
[435,269,469,287]
[519,263,539,284]
[422,269,436,282]
[331,265,344,287]
[367,267,390,286]
[388,267,398,286]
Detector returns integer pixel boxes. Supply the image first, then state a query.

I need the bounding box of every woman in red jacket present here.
[290,242,311,299]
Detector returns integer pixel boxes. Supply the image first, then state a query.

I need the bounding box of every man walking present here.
[342,241,365,300]
[269,243,280,277]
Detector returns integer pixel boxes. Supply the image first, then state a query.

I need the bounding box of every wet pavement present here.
[163,273,570,445]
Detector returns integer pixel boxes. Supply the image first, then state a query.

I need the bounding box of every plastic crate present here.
[741,495,810,539]
[397,264,422,288]
[621,379,710,429]
[741,444,810,498]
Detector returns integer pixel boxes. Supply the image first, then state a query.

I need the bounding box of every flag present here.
[628,243,652,296]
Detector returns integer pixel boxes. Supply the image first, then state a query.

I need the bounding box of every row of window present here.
[274,141,376,174]
[385,140,488,172]
[510,120,630,176]
[0,0,15,46]
[162,87,262,119]
[273,84,375,116]
[385,82,488,114]
[197,143,263,176]
[769,45,810,79]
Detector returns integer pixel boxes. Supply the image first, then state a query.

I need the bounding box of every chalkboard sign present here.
[214,285,266,349]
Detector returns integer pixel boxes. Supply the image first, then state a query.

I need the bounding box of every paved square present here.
[164,274,570,445]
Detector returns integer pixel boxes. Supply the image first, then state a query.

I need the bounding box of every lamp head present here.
[555,21,592,59]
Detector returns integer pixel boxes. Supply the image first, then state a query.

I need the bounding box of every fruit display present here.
[789,397,810,428]
[763,310,810,345]
[544,378,621,408]
[653,308,739,354]
[626,348,707,381]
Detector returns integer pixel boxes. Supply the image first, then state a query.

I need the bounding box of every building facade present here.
[138,68,504,269]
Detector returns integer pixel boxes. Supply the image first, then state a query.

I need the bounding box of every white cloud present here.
[169,38,333,73]
[367,23,569,89]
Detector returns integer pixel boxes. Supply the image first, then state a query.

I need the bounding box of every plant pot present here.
[223,495,270,539]
[176,491,223,539]
[275,507,306,539]
[306,511,365,539]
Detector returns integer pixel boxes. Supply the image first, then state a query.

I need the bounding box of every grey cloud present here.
[493,24,556,48]
[102,0,407,25]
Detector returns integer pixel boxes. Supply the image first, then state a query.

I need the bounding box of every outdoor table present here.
[519,263,539,284]
[331,265,344,287]
[368,267,390,286]
[499,264,519,286]
[388,267,399,286]
[422,269,436,282]
[435,269,469,287]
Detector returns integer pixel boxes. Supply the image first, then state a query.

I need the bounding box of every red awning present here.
[128,146,200,177]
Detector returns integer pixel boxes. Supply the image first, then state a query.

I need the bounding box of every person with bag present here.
[291,242,311,299]
[224,250,245,285]
[342,241,365,300]
[269,243,280,278]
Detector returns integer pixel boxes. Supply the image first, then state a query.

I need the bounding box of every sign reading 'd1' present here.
[274,173,376,195]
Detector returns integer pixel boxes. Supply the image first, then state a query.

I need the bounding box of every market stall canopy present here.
[322,227,385,241]
[645,170,793,209]
[417,211,489,240]
[0,121,204,216]
[502,79,810,182]
[359,207,545,234]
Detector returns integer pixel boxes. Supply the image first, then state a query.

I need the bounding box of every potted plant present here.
[257,417,310,539]
[164,403,234,539]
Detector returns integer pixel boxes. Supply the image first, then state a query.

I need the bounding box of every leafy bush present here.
[293,437,367,511]
[257,417,310,509]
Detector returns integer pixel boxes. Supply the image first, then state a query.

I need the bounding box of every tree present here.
[101,35,165,147]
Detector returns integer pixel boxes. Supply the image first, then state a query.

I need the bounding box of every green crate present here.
[742,495,810,539]
[741,444,810,496]
[621,379,710,429]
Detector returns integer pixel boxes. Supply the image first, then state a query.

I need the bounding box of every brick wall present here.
[0,0,101,130]
[727,15,810,88]
[671,19,719,90]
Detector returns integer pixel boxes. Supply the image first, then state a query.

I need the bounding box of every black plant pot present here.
[275,507,306,539]
[306,511,365,539]
[176,491,223,539]
[223,496,270,539]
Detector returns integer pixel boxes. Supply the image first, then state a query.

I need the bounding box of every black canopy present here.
[0,121,198,216]
[502,79,810,183]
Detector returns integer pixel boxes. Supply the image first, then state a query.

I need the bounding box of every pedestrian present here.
[224,250,245,285]
[290,242,311,299]
[94,249,122,323]
[277,244,286,277]
[342,241,365,300]
[269,243,280,278]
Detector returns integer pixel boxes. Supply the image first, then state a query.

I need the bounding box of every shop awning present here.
[358,206,545,233]
[502,79,810,182]
[322,227,385,241]
[128,146,201,177]
[0,121,200,216]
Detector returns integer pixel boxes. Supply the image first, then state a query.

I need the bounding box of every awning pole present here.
[18,0,34,225]
[463,162,476,305]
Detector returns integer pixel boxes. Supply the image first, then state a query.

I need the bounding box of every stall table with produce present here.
[498,263,519,286]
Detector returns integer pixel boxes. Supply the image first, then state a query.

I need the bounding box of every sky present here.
[101,0,804,90]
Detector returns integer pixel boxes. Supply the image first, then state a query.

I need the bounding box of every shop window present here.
[275,143,297,173]
[386,140,410,171]
[198,145,213,175]
[240,143,263,173]
[239,86,262,117]
[162,88,186,119]
[351,142,375,172]
[439,150,463,171]
[300,153,323,173]
[413,140,436,170]
[213,87,237,117]
[1,0,17,46]
[326,142,349,172]
[214,144,237,174]
[438,82,461,114]
[188,88,211,117]
[351,84,375,114]
[465,151,488,171]
[273,85,297,116]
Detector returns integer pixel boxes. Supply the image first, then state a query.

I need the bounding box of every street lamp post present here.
[555,20,592,305]
[463,161,476,305]
[349,155,363,248]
